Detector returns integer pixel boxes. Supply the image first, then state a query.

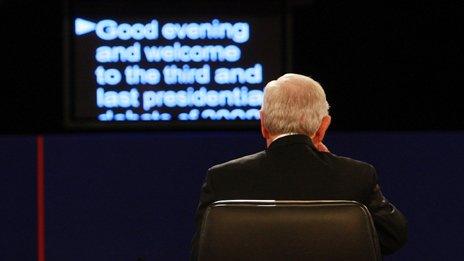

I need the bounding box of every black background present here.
[1,0,462,133]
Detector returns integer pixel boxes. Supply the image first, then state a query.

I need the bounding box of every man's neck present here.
[267,133,300,147]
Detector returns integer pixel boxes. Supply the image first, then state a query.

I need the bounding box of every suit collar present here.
[267,134,316,150]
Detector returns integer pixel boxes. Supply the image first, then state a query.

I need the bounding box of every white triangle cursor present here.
[75,18,96,36]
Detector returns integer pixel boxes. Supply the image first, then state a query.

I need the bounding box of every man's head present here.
[260,73,331,147]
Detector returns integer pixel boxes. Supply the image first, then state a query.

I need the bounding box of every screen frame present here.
[63,0,293,131]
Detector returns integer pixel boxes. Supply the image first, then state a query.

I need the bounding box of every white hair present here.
[261,73,330,136]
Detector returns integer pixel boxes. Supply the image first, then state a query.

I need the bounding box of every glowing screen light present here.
[66,2,284,128]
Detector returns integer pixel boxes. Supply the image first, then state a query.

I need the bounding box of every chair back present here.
[198,200,382,261]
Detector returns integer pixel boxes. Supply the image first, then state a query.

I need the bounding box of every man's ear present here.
[313,115,331,144]
[260,111,270,139]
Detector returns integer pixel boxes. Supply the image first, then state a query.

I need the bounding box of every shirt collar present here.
[268,133,316,150]
[271,133,300,143]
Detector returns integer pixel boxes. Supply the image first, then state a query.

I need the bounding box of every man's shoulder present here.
[323,152,377,179]
[208,151,266,174]
[327,153,375,170]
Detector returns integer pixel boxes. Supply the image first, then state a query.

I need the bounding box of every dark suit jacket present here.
[191,134,407,259]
